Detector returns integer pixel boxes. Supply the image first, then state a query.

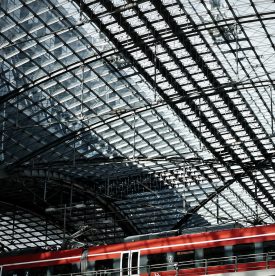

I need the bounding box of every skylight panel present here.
[126,15,144,28]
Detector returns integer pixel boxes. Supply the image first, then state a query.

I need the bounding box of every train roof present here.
[87,224,275,256]
[124,223,243,242]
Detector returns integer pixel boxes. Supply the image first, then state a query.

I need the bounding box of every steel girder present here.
[172,179,236,229]
[17,169,140,236]
[2,0,275,236]
[150,0,275,219]
[95,0,275,220]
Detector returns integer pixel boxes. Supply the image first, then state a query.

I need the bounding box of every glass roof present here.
[1,0,275,248]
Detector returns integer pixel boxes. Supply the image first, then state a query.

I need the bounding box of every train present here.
[1,223,275,275]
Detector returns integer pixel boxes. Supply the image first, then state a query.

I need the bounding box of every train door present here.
[120,250,140,276]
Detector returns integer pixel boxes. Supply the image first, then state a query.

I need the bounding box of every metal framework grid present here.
[1,0,275,250]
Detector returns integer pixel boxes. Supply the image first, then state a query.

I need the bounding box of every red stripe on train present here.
[4,257,81,270]
[87,224,275,260]
[88,224,275,256]
[1,224,275,268]
[0,248,82,269]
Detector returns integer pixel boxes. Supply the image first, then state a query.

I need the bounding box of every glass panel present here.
[4,266,49,276]
[263,240,275,260]
[204,246,225,266]
[122,252,129,275]
[51,263,78,274]
[2,269,27,276]
[233,243,255,263]
[131,251,139,275]
[95,259,113,271]
[147,253,167,272]
[175,250,195,269]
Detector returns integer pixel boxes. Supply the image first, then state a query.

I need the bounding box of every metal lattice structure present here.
[1,0,275,250]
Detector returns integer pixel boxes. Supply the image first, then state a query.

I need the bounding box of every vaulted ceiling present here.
[1,0,275,251]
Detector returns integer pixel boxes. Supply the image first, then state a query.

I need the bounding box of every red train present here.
[1,224,275,275]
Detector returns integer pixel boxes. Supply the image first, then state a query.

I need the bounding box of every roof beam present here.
[17,169,140,236]
[172,179,235,229]
[98,0,275,219]
[150,0,275,218]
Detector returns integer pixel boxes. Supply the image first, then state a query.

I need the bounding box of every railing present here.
[2,252,275,276]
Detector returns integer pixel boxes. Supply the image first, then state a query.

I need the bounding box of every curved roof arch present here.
[1,0,275,248]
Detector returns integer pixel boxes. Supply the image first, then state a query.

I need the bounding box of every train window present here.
[175,250,195,269]
[233,243,255,263]
[204,246,225,266]
[95,259,113,271]
[51,263,78,274]
[263,240,275,260]
[122,253,129,275]
[3,267,48,276]
[147,253,167,272]
[28,267,49,275]
[3,269,26,276]
[131,252,139,275]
